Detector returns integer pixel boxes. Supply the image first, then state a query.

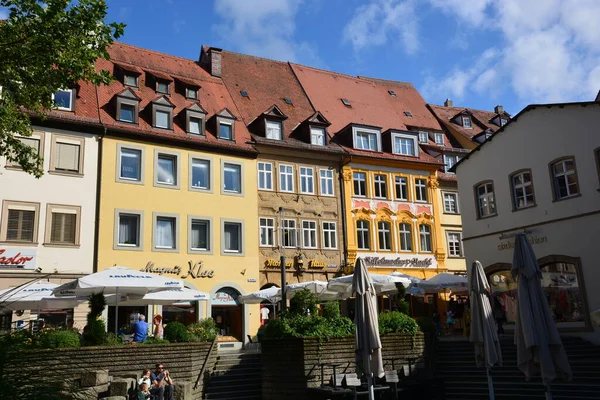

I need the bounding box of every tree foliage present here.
[0,0,124,176]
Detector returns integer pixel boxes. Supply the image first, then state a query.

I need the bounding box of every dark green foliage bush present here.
[143,337,170,345]
[394,283,410,315]
[378,311,419,335]
[34,328,80,349]
[188,318,219,341]
[105,332,123,346]
[417,317,436,335]
[323,301,342,319]
[289,288,318,316]
[81,293,108,346]
[164,321,191,342]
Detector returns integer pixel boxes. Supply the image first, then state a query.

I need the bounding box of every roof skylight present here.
[341,98,351,106]
[284,97,293,105]
[404,111,413,118]
[388,90,396,96]
[240,90,249,98]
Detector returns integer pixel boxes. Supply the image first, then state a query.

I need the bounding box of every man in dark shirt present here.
[132,314,148,343]
[150,362,175,400]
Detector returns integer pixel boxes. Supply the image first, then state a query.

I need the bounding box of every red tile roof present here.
[94,42,255,154]
[428,104,509,142]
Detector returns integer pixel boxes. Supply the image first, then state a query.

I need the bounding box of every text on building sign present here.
[497,236,548,251]
[141,261,214,279]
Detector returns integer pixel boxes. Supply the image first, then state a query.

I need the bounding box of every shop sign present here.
[497,235,548,251]
[357,253,437,269]
[212,290,239,306]
[0,247,36,270]
[141,261,214,279]
[264,258,294,268]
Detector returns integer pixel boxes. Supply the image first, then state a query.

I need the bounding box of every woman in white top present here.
[138,369,152,389]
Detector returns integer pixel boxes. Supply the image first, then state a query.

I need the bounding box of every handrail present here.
[194,338,217,390]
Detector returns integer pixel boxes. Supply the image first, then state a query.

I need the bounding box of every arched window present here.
[398,223,412,252]
[550,157,579,200]
[356,220,370,250]
[377,221,392,251]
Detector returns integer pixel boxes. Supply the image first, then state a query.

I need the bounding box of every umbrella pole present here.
[545,384,553,400]
[115,287,119,335]
[486,368,495,400]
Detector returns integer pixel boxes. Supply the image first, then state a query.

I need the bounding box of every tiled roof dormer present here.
[115,88,141,124]
[248,104,288,141]
[209,108,237,141]
[149,95,175,130]
[290,111,332,146]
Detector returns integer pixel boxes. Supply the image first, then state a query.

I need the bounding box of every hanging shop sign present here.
[212,289,239,306]
[141,260,214,279]
[0,247,37,270]
[357,253,437,269]
[497,235,548,251]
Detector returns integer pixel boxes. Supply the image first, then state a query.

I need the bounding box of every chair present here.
[384,370,403,400]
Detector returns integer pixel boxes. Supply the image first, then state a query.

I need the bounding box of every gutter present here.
[92,127,106,273]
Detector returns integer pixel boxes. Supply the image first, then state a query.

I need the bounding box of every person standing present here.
[151,363,175,400]
[260,306,270,326]
[493,297,505,334]
[462,304,471,337]
[132,314,148,343]
[153,314,163,339]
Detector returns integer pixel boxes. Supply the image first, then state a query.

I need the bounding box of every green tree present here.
[0,0,124,176]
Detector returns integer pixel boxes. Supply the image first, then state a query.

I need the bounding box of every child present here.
[138,382,150,400]
[446,310,455,334]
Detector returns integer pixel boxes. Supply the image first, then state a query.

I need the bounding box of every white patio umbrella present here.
[53,266,184,334]
[106,288,209,306]
[0,281,83,311]
[512,234,572,400]
[470,261,502,400]
[286,280,345,301]
[353,258,384,400]
[421,272,468,292]
[328,273,411,298]
[238,287,281,305]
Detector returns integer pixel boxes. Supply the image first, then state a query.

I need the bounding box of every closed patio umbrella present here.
[512,233,572,400]
[470,261,502,400]
[353,258,384,400]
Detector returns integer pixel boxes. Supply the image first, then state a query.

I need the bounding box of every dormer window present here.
[124,74,138,88]
[52,89,74,111]
[392,132,418,157]
[215,109,236,141]
[500,118,508,126]
[115,89,141,124]
[266,120,282,140]
[353,127,380,152]
[151,96,175,130]
[444,154,460,173]
[186,87,198,100]
[155,110,170,129]
[434,133,444,145]
[119,104,136,123]
[310,127,325,146]
[462,116,472,128]
[156,81,170,95]
[418,131,428,143]
[185,103,207,136]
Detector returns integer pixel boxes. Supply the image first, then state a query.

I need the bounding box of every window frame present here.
[116,143,145,185]
[188,155,212,193]
[186,110,206,135]
[259,217,275,247]
[278,164,295,193]
[299,166,315,195]
[549,156,580,201]
[394,175,409,201]
[6,131,45,170]
[310,126,326,146]
[257,162,274,191]
[352,126,380,152]
[510,169,536,211]
[398,222,413,252]
[52,89,75,111]
[116,97,139,124]
[356,219,371,250]
[442,191,460,214]
[418,131,428,144]
[414,178,428,203]
[44,204,81,247]
[462,116,472,129]
[123,74,139,88]
[0,200,40,244]
[321,221,337,250]
[221,218,245,256]
[353,171,367,197]
[221,159,244,196]
[391,132,418,156]
[152,212,179,253]
[188,215,213,254]
[374,174,388,199]
[156,80,170,95]
[474,180,497,219]
[281,219,298,249]
[113,209,144,251]
[319,168,335,197]
[446,231,463,258]
[377,221,392,251]
[265,120,283,141]
[49,134,85,176]
[152,104,173,130]
[185,87,198,100]
[444,154,460,174]
[217,117,235,141]
[419,224,432,253]
[302,220,318,249]
[153,149,180,190]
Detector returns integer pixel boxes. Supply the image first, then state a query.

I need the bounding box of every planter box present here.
[261,333,426,400]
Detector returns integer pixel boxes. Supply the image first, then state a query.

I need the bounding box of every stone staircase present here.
[204,349,262,400]
[436,336,600,400]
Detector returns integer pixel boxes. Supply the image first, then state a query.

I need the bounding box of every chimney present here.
[206,47,222,78]
[494,105,504,114]
[444,99,453,107]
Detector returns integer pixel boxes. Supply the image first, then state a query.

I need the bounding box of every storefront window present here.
[488,261,586,328]
[163,303,197,326]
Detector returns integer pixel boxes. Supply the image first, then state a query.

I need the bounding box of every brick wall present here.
[10,342,217,399]
[261,333,426,400]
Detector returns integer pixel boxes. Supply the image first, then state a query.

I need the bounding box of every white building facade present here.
[455,102,600,334]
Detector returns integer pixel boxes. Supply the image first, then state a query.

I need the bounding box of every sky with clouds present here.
[4,0,600,115]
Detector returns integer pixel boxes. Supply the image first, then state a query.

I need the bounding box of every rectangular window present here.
[302,220,317,249]
[310,127,325,146]
[155,216,176,250]
[374,174,387,199]
[8,135,42,168]
[355,131,378,151]
[356,220,370,250]
[157,154,177,186]
[223,222,242,253]
[281,219,297,248]
[353,172,367,196]
[399,223,412,251]
[186,87,198,99]
[124,75,138,87]
[551,158,579,200]
[418,131,428,143]
[299,167,314,194]
[377,221,392,251]
[476,182,497,217]
[393,136,416,156]
[54,141,81,173]
[120,104,136,123]
[223,163,242,193]
[500,118,508,126]
[117,213,140,247]
[415,178,428,202]
[320,169,334,196]
[119,148,142,181]
[419,224,432,252]
[395,176,408,201]
[447,232,463,257]
[49,212,77,245]
[511,170,535,209]
[258,162,273,190]
[53,89,73,111]
[155,110,170,129]
[6,209,35,242]
[189,117,202,134]
[443,192,459,214]
[266,120,282,140]
[322,222,337,249]
[444,155,459,173]
[259,218,274,247]
[157,81,169,94]
[434,133,444,145]
[279,164,294,192]
[191,158,210,190]
[219,123,233,140]
[190,219,209,251]
[462,116,472,128]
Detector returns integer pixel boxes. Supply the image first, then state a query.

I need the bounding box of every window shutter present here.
[55,142,80,171]
[50,213,76,244]
[7,209,35,241]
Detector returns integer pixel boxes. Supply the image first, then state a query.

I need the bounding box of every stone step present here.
[204,388,261,399]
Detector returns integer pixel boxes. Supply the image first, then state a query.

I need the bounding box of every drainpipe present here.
[338,155,352,269]
[92,129,105,273]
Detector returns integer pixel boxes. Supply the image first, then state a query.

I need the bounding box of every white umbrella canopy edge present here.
[0,281,83,311]
[420,272,468,292]
[238,287,281,305]
[328,273,411,297]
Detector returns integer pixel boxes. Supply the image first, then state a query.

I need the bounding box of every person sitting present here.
[137,382,151,400]
[138,369,152,388]
[151,363,175,400]
[132,314,148,343]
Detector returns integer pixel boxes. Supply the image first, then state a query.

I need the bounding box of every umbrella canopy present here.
[286,280,345,301]
[390,272,426,295]
[353,258,384,400]
[238,287,281,305]
[328,273,411,298]
[0,281,83,311]
[470,261,502,368]
[106,288,209,306]
[421,272,468,292]
[512,234,572,385]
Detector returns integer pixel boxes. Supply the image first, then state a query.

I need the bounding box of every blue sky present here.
[4,1,600,116]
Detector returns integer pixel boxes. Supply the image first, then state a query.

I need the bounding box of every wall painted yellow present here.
[437,182,467,273]
[96,136,261,337]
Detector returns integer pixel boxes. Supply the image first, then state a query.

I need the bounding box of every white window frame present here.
[374,174,388,199]
[113,209,144,251]
[319,169,334,196]
[302,220,318,249]
[154,150,180,189]
[299,166,315,194]
[442,191,459,214]
[419,224,432,253]
[353,172,367,197]
[221,218,245,256]
[189,156,212,192]
[152,213,179,252]
[352,126,380,152]
[551,158,579,200]
[462,116,472,129]
[49,134,85,176]
[279,164,294,193]
[415,178,428,202]
[500,118,508,126]
[266,120,283,140]
[7,131,45,169]
[281,219,297,248]
[257,162,273,191]
[476,182,497,218]
[434,133,444,145]
[321,221,337,250]
[511,170,535,209]
[446,231,463,257]
[356,220,370,250]
[377,221,392,251]
[444,154,460,173]
[188,216,212,254]
[310,127,325,146]
[52,89,74,111]
[392,132,418,156]
[259,217,275,247]
[394,176,408,201]
[399,222,413,252]
[418,131,428,143]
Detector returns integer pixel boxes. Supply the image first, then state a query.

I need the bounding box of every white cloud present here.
[343,0,419,55]
[213,0,320,64]
[428,0,493,27]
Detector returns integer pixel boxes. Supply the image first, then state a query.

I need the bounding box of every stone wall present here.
[261,333,426,400]
[11,342,217,400]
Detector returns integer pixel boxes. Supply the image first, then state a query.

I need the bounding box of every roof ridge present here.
[290,62,373,83]
[113,41,198,64]
[357,76,414,87]
[221,48,292,66]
